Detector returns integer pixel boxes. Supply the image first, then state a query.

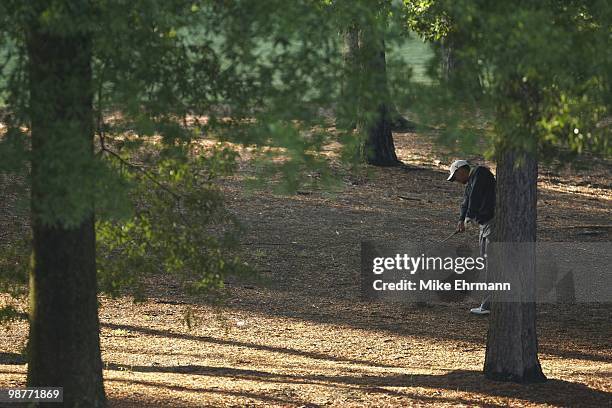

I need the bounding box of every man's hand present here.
[456,220,465,233]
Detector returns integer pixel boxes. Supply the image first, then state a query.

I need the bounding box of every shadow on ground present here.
[0,352,25,365]
[105,364,612,407]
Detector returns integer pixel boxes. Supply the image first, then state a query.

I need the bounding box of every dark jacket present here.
[459,166,496,225]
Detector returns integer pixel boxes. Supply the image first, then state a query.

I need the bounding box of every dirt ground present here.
[1,131,611,407]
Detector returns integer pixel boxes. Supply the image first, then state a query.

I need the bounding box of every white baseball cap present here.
[447,160,469,181]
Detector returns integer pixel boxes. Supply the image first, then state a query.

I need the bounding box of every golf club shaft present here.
[440,230,459,243]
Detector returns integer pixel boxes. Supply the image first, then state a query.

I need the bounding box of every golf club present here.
[440,230,459,243]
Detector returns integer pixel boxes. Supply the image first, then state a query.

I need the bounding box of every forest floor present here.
[1,130,611,407]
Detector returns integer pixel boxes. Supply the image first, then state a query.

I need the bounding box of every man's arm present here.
[459,187,469,222]
[457,186,470,232]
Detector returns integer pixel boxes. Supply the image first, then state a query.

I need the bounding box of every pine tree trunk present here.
[337,23,360,130]
[358,28,399,167]
[484,148,546,383]
[363,100,399,166]
[27,29,106,407]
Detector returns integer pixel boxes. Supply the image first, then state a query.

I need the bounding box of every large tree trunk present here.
[484,148,546,383]
[27,28,106,407]
[358,28,400,167]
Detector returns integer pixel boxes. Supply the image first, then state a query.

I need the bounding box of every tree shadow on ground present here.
[105,364,612,407]
[0,352,25,365]
[107,377,314,407]
[107,375,504,407]
[102,322,399,369]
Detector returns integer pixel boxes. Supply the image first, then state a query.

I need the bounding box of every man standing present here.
[447,160,496,315]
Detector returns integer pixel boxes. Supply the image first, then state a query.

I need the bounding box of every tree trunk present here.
[358,28,400,167]
[337,23,360,130]
[484,148,546,383]
[27,28,106,407]
[439,37,455,83]
[439,30,481,95]
[362,100,399,166]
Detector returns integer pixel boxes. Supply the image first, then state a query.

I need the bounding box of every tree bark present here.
[484,147,546,383]
[337,23,360,130]
[362,99,399,166]
[358,27,400,166]
[27,28,106,407]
